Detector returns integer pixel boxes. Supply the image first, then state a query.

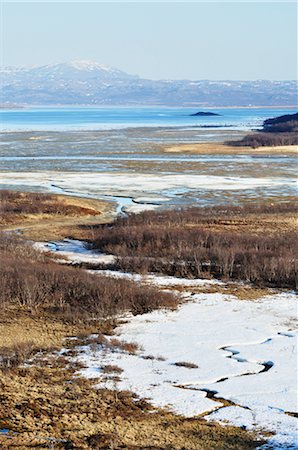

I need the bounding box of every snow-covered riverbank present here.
[36,239,297,449]
[75,292,297,449]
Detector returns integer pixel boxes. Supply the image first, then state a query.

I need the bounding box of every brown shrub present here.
[0,342,36,369]
[226,131,298,148]
[174,361,199,369]
[90,204,297,289]
[109,339,141,354]
[0,190,97,225]
[0,234,178,319]
[226,113,298,147]
[101,365,123,374]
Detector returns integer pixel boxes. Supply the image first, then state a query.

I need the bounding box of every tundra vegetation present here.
[0,191,293,448]
[0,234,264,449]
[0,233,176,321]
[90,203,297,289]
[0,190,100,223]
[0,190,114,241]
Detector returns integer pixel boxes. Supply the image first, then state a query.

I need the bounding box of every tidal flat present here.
[0,127,297,214]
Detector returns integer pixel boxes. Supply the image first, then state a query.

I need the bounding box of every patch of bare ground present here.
[0,360,264,449]
[171,284,275,301]
[0,305,112,351]
[163,142,298,155]
[0,190,115,241]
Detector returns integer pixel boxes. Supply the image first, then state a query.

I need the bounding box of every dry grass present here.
[0,361,264,449]
[101,365,123,374]
[0,190,115,241]
[109,339,142,354]
[163,142,298,155]
[0,305,102,350]
[170,283,275,300]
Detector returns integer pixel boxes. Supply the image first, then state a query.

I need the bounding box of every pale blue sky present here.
[1,2,297,80]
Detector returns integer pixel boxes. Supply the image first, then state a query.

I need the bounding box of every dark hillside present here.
[226,112,298,147]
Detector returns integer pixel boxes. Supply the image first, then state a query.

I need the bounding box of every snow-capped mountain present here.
[0,61,296,106]
[23,61,138,80]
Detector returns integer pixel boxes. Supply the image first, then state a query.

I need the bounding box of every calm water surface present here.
[1,106,297,131]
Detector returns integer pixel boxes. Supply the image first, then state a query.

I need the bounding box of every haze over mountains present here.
[1,60,297,107]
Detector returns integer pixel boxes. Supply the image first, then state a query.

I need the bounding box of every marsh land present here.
[0,108,297,449]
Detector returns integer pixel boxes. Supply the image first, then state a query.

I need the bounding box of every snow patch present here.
[74,292,297,447]
[34,239,115,265]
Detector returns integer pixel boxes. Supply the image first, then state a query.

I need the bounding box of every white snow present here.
[90,269,221,288]
[34,239,221,287]
[1,171,296,216]
[0,172,295,199]
[68,60,116,72]
[208,406,298,449]
[34,239,115,265]
[74,292,297,448]
[123,203,160,214]
[33,238,298,447]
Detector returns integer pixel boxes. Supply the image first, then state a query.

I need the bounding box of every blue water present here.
[1,106,296,131]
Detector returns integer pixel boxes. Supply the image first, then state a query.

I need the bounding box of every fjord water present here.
[1,106,297,131]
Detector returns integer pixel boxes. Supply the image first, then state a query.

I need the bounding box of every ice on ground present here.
[0,172,295,199]
[34,239,115,265]
[91,269,221,288]
[133,196,170,203]
[35,239,222,288]
[208,406,298,449]
[75,292,297,448]
[123,203,160,214]
[2,171,296,215]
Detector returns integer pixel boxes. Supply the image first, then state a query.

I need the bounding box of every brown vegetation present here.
[90,203,298,289]
[226,112,298,148]
[163,141,297,155]
[0,190,98,222]
[174,361,199,369]
[0,195,273,448]
[0,234,177,319]
[0,360,263,449]
[226,131,298,148]
[0,193,271,448]
[0,190,114,241]
[101,365,123,374]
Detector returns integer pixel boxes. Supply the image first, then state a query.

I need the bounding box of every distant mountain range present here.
[0,60,297,107]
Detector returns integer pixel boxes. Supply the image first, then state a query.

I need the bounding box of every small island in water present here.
[189,111,221,116]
